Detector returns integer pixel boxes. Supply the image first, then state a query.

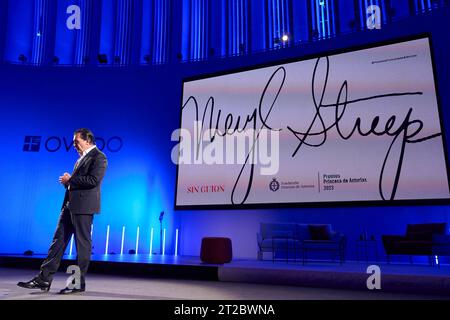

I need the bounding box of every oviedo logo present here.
[269,178,280,192]
[23,136,123,153]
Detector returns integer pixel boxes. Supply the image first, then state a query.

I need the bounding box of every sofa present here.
[257,223,346,264]
[382,223,449,263]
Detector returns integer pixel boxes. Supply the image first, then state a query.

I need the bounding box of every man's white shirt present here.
[74,145,97,171]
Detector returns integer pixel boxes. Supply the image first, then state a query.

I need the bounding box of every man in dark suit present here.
[18,128,108,294]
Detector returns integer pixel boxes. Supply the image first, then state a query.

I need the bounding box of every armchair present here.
[382,223,448,263]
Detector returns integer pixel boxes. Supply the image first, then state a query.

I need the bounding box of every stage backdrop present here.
[176,36,450,209]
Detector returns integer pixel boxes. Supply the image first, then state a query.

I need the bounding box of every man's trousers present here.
[39,207,93,286]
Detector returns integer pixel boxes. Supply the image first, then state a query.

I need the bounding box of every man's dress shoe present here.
[59,286,86,294]
[17,277,51,291]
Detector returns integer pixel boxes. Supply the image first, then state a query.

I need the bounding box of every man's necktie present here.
[73,157,82,172]
[68,158,81,193]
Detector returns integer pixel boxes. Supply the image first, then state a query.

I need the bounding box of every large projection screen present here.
[175,35,450,209]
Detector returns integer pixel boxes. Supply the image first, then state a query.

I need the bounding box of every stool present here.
[200,237,233,264]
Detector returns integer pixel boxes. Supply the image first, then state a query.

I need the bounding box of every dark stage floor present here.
[0,254,449,298]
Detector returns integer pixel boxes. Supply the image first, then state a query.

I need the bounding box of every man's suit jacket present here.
[62,147,108,215]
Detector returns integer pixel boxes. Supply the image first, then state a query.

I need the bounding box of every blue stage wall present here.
[0,65,179,256]
[1,7,450,261]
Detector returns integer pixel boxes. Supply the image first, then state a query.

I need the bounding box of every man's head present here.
[73,128,96,155]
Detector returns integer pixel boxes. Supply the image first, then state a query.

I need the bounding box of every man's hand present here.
[59,172,71,186]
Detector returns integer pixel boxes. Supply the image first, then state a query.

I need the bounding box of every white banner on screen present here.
[175,36,450,207]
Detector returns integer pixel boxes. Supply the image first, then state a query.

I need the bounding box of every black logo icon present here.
[269,178,280,192]
[23,136,42,152]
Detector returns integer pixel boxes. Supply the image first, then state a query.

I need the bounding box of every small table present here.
[272,235,299,263]
[356,238,378,263]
